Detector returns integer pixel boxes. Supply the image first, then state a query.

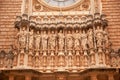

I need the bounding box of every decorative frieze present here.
[1,13,119,73]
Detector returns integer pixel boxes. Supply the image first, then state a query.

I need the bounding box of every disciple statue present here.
[103,31,109,48]
[49,30,57,50]
[58,29,65,50]
[81,30,88,50]
[87,28,94,49]
[34,30,41,50]
[28,29,34,49]
[6,51,14,68]
[74,29,81,50]
[95,26,104,47]
[66,30,73,50]
[41,30,48,50]
[17,26,27,50]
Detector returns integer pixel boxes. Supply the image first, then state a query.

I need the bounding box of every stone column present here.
[13,54,18,67]
[25,75,31,80]
[91,74,97,80]
[19,51,25,66]
[9,75,14,80]
[90,49,95,66]
[27,51,33,67]
[84,51,88,67]
[35,51,39,68]
[108,74,114,80]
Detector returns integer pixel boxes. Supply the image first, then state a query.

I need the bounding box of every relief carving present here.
[95,26,104,48]
[41,30,48,50]
[34,30,41,51]
[13,13,111,71]
[58,29,65,50]
[49,30,57,50]
[74,29,81,50]
[28,29,34,50]
[66,30,73,50]
[17,27,27,51]
[81,30,88,50]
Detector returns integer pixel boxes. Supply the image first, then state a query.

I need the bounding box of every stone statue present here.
[29,29,34,49]
[81,30,88,50]
[87,28,94,49]
[49,30,56,50]
[17,27,27,50]
[6,51,14,68]
[74,29,81,50]
[103,31,109,48]
[66,30,73,50]
[41,30,48,50]
[58,30,65,50]
[35,30,41,50]
[95,26,104,47]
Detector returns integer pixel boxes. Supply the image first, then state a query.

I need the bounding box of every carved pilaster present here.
[84,50,89,67]
[58,52,65,70]
[27,51,33,67]
[19,50,25,66]
[35,51,39,68]
[98,47,104,65]
[90,49,96,66]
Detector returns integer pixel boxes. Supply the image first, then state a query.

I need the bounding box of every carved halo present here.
[73,23,80,28]
[57,22,65,28]
[50,24,56,30]
[35,23,41,31]
[41,23,49,31]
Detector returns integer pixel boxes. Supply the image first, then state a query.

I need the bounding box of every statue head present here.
[82,30,86,33]
[43,30,47,34]
[59,29,63,33]
[36,30,39,34]
[30,29,34,33]
[22,26,26,31]
[51,30,55,34]
[68,30,71,34]
[75,29,79,33]
[96,26,100,30]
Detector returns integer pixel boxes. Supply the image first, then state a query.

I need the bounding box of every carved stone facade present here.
[0,0,120,80]
[0,13,117,72]
[0,12,120,72]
